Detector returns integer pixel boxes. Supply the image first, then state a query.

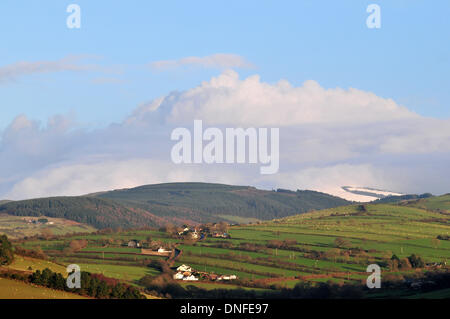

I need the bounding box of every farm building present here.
[183,275,199,281]
[178,227,190,235]
[177,264,192,273]
[173,273,184,280]
[217,275,237,281]
[127,240,141,248]
[209,274,218,281]
[212,232,231,239]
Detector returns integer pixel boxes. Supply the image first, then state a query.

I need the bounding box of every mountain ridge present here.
[0,182,351,229]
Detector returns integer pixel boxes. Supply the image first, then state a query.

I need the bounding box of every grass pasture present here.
[0,278,87,299]
[0,214,96,239]
[72,263,160,282]
[3,197,449,298]
[8,256,67,275]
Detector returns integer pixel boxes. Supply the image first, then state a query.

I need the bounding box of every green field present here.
[0,214,96,239]
[8,255,67,274]
[3,195,450,298]
[72,263,160,281]
[405,194,450,212]
[0,278,87,299]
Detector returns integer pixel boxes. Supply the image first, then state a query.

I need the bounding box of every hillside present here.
[0,278,87,299]
[401,194,450,212]
[372,193,434,204]
[16,200,450,299]
[94,182,350,223]
[0,196,160,229]
[0,183,350,229]
[0,215,96,239]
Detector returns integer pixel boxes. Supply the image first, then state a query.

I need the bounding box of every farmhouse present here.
[140,248,171,256]
[212,232,231,239]
[178,227,190,236]
[173,264,237,282]
[172,264,200,281]
[217,274,237,281]
[127,240,141,248]
[209,274,218,281]
[183,275,199,281]
[177,264,192,273]
[173,273,184,280]
[157,247,172,253]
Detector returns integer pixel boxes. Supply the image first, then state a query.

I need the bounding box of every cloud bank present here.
[1,70,449,201]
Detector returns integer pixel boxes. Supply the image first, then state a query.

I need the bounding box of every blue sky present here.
[1,1,450,200]
[1,0,449,130]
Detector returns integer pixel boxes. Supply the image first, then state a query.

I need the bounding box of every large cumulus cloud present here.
[1,70,449,200]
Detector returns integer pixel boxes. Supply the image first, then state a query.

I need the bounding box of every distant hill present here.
[400,194,450,212]
[372,193,433,204]
[95,183,350,222]
[0,196,161,229]
[0,182,350,229]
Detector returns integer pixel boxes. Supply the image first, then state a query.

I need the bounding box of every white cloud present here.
[378,118,450,154]
[131,70,419,127]
[150,54,254,70]
[5,159,246,200]
[0,55,111,83]
[2,70,450,200]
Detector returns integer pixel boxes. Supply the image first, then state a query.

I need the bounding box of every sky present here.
[1,1,449,200]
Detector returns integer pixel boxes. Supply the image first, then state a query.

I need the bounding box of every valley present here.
[1,191,449,299]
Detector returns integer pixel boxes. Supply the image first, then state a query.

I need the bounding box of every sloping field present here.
[0,278,87,299]
[8,256,67,274]
[404,194,450,212]
[11,197,450,297]
[0,214,96,239]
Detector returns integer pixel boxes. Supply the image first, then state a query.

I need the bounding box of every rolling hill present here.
[372,193,434,204]
[0,196,161,229]
[11,195,450,299]
[0,278,88,299]
[402,194,450,212]
[0,215,97,239]
[0,182,350,229]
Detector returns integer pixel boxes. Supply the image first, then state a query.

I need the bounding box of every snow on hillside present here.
[339,186,404,202]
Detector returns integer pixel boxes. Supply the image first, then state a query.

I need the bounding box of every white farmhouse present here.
[183,275,198,281]
[177,264,192,273]
[173,273,184,280]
